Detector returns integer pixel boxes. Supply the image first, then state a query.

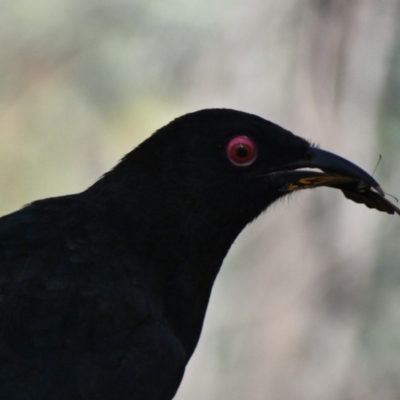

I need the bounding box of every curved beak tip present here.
[274,146,398,216]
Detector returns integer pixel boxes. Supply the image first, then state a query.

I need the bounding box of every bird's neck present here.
[86,163,278,359]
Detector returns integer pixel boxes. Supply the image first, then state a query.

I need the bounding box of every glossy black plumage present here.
[0,109,396,400]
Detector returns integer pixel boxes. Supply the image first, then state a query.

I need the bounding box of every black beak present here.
[271,147,400,216]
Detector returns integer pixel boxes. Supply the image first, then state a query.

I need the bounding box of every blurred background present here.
[1,0,400,399]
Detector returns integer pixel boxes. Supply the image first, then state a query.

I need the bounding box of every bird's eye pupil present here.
[235,146,249,159]
[227,136,257,166]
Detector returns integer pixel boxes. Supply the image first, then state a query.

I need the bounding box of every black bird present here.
[0,109,397,400]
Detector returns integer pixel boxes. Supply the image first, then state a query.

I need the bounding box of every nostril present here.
[304,153,313,161]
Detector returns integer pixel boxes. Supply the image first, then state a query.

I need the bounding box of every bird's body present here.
[0,109,397,399]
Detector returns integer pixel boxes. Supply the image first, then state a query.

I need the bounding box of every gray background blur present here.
[1,0,400,399]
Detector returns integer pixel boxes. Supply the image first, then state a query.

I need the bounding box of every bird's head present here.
[121,108,396,211]
[93,108,398,260]
[88,108,398,349]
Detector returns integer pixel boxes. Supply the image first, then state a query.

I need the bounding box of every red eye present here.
[227,136,257,166]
